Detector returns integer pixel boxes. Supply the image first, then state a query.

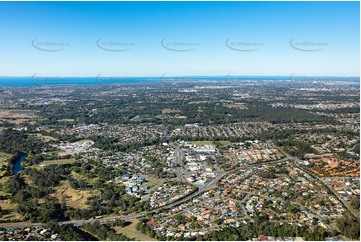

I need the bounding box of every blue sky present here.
[0,1,359,77]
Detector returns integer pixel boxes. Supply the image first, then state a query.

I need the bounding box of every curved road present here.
[59,157,289,227]
[0,158,288,228]
[6,154,350,228]
[277,147,358,220]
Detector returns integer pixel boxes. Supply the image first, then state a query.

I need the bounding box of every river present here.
[13,153,27,175]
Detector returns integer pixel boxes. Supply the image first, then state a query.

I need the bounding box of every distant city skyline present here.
[0,1,359,77]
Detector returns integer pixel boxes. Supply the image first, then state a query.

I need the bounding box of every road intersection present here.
[0,154,356,229]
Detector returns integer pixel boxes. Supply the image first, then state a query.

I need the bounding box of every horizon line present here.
[0,75,360,78]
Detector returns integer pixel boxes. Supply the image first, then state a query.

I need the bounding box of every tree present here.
[336,218,360,240]
[351,197,360,210]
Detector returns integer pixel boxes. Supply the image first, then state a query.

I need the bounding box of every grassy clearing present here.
[0,109,38,125]
[188,100,207,104]
[22,174,34,186]
[0,180,9,196]
[162,108,181,114]
[114,219,157,241]
[190,140,232,147]
[10,110,37,115]
[0,199,22,220]
[143,178,163,187]
[0,152,11,177]
[70,171,99,186]
[41,127,56,133]
[0,152,11,163]
[34,134,57,142]
[51,180,96,210]
[0,200,16,210]
[7,119,28,124]
[42,135,56,142]
[218,140,231,146]
[40,159,76,166]
[191,141,214,146]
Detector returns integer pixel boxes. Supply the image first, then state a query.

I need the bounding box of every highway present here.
[2,154,352,229]
[173,146,186,183]
[0,157,288,228]
[58,157,289,227]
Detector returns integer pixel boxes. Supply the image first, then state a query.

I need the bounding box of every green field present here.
[190,140,232,147]
[218,140,231,146]
[114,219,157,241]
[0,199,22,221]
[143,178,163,187]
[0,151,11,163]
[10,110,37,115]
[51,180,95,210]
[190,141,214,146]
[188,100,208,104]
[0,152,11,176]
[40,158,76,166]
[162,108,181,114]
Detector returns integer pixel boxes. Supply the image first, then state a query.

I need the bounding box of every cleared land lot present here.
[51,180,96,210]
[114,219,157,241]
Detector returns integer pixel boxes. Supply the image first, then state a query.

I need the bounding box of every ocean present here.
[0,76,358,87]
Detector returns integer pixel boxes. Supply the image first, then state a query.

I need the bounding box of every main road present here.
[173,145,186,183]
[1,151,356,229]
[0,157,289,228]
[58,157,290,227]
[278,147,359,220]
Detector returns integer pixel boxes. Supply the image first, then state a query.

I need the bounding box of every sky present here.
[0,1,359,77]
